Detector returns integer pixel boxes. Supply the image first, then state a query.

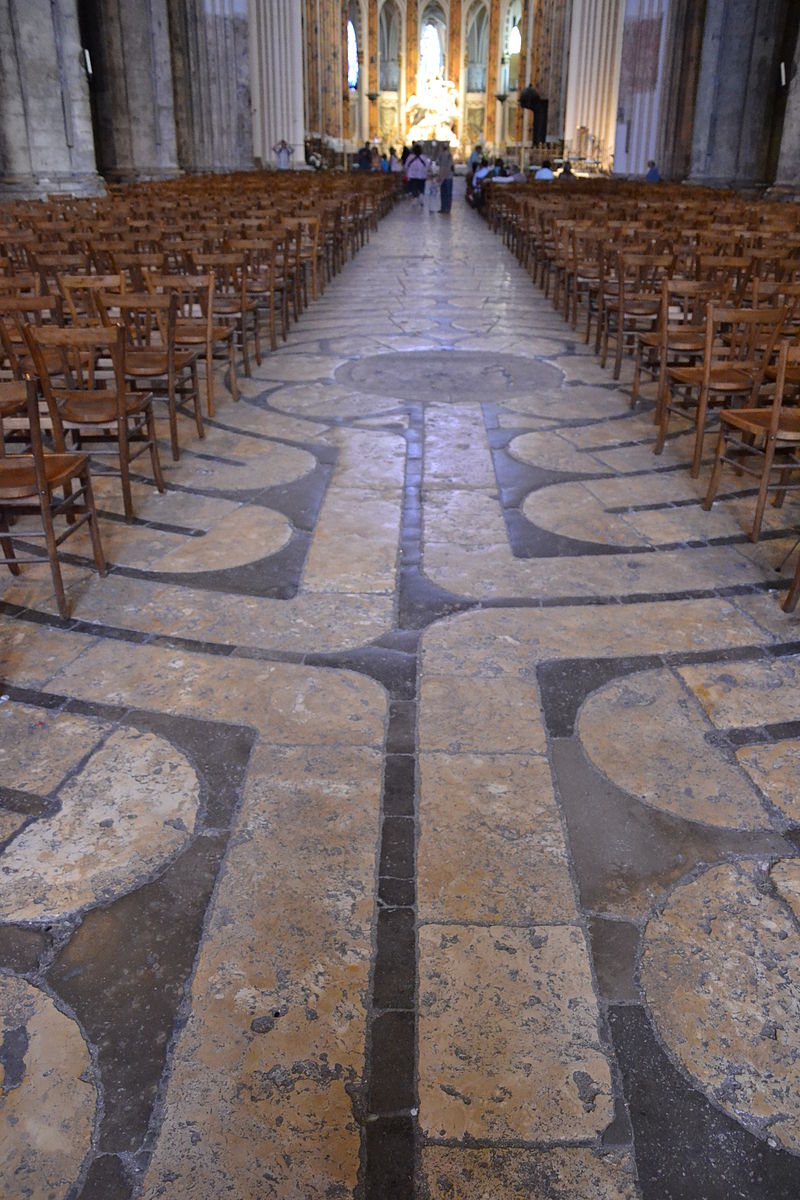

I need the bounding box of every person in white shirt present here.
[273,140,293,170]
[404,143,429,207]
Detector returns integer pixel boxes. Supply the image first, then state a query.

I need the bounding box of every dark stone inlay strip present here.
[609,1005,800,1200]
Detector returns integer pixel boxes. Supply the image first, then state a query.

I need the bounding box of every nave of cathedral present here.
[3,185,800,1199]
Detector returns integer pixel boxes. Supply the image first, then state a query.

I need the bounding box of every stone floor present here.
[2,184,800,1200]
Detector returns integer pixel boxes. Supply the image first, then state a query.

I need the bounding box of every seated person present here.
[534,159,555,181]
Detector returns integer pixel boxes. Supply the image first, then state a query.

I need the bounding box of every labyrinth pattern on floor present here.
[2,189,800,1200]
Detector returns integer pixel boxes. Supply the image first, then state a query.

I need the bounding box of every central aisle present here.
[2,184,800,1200]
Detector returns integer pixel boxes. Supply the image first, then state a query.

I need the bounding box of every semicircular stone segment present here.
[577,668,773,829]
[641,859,800,1154]
[0,974,96,1197]
[0,726,200,923]
[335,350,563,403]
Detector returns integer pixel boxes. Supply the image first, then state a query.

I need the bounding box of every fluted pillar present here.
[688,0,789,188]
[774,42,800,189]
[248,0,304,166]
[81,0,180,181]
[0,0,103,196]
[563,0,625,167]
[168,0,253,174]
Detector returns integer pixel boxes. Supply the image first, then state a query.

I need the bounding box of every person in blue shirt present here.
[645,160,661,182]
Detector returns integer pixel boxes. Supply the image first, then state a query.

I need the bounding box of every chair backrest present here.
[770,341,800,436]
[97,290,176,356]
[23,323,127,433]
[0,294,64,378]
[145,271,214,332]
[59,272,126,324]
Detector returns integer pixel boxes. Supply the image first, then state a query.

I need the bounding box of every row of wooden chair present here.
[0,171,396,616]
[483,180,800,610]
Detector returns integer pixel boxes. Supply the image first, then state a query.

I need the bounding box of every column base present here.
[685,174,771,192]
[0,172,106,198]
[102,166,184,184]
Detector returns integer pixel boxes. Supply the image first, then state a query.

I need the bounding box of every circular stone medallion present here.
[335,351,563,403]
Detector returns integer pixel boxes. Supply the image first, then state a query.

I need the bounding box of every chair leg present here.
[252,309,262,366]
[189,361,204,439]
[702,428,727,511]
[0,510,20,576]
[228,336,239,402]
[690,394,709,478]
[167,374,180,462]
[746,440,775,541]
[146,407,166,495]
[205,343,215,418]
[39,499,69,619]
[241,315,251,378]
[783,552,800,612]
[118,421,134,522]
[83,470,107,575]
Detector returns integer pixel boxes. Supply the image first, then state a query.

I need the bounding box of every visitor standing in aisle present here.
[404,143,429,207]
[438,145,454,214]
[273,140,293,169]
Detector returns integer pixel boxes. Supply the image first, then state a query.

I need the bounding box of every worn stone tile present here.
[679,655,800,728]
[424,404,497,490]
[303,488,401,594]
[641,859,800,1154]
[0,975,96,1198]
[140,744,380,1199]
[44,642,386,744]
[418,753,576,923]
[249,352,346,382]
[153,505,292,573]
[732,592,800,638]
[523,481,645,547]
[419,676,546,753]
[418,923,613,1141]
[420,1146,639,1200]
[167,443,315,492]
[423,539,766,602]
[423,490,507,545]
[0,726,199,923]
[54,575,395,653]
[736,741,800,824]
[577,667,773,829]
[0,624,97,689]
[421,599,768,680]
[0,702,104,794]
[271,380,401,420]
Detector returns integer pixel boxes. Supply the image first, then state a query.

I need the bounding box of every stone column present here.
[82,0,180,181]
[367,0,378,138]
[563,0,625,167]
[168,0,253,173]
[774,40,800,189]
[0,0,103,196]
[483,0,501,147]
[655,0,707,181]
[247,0,304,167]
[688,0,789,188]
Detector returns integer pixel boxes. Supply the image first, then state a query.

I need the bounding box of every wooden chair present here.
[0,377,106,617]
[59,272,126,325]
[96,290,203,461]
[0,294,65,380]
[655,303,787,477]
[145,271,237,417]
[631,278,719,415]
[601,251,675,380]
[189,251,260,377]
[23,323,165,521]
[703,339,800,542]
